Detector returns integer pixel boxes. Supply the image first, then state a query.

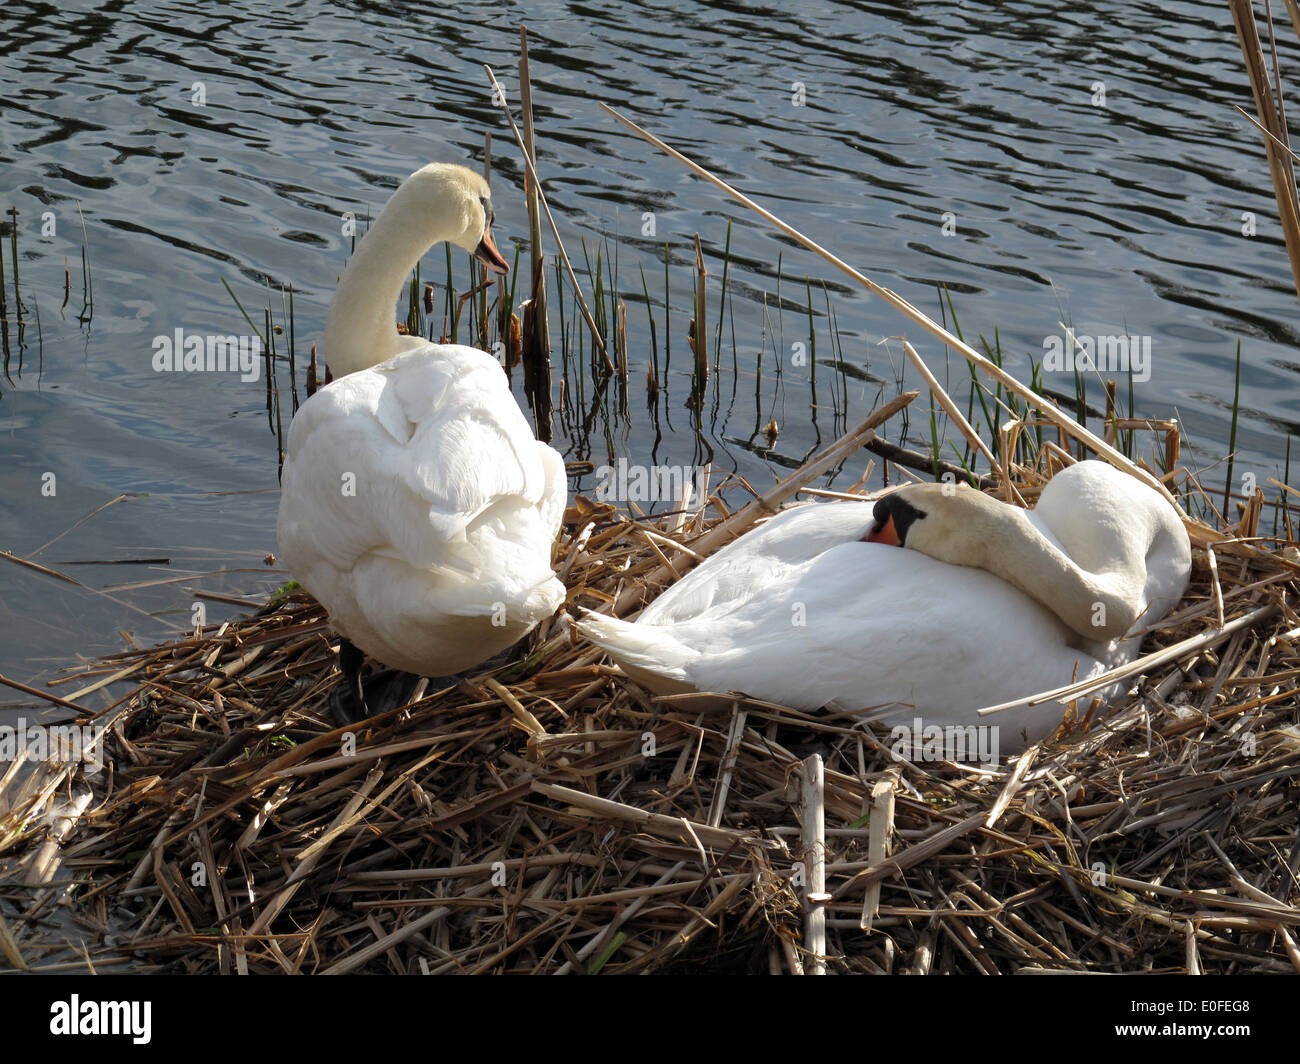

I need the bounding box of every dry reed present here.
[1,415,1297,975]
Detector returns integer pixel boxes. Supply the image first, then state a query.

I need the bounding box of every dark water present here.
[1,0,1297,703]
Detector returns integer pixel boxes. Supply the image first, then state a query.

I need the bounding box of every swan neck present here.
[322,192,438,377]
[968,498,1138,643]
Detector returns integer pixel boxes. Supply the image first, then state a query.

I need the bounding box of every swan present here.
[276,163,566,721]
[577,461,1191,749]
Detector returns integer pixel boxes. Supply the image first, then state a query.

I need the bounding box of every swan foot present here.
[329,640,423,726]
[328,640,533,727]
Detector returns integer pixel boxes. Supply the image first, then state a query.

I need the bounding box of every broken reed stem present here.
[517,27,553,440]
[485,64,614,373]
[1234,105,1300,167]
[530,781,768,850]
[0,671,93,715]
[1287,0,1300,46]
[598,102,1182,511]
[0,912,27,970]
[1206,546,1226,629]
[861,436,997,490]
[692,233,707,400]
[976,601,1280,716]
[707,703,746,828]
[801,753,827,975]
[1230,0,1300,305]
[861,767,898,931]
[900,339,1003,483]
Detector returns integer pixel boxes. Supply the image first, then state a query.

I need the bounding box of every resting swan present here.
[578,461,1191,748]
[277,163,566,720]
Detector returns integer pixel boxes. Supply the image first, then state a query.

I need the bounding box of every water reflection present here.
[1,0,1297,704]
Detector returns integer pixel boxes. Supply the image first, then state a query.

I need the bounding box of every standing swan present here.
[578,461,1190,748]
[277,164,566,721]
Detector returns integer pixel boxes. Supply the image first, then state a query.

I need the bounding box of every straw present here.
[2,437,1295,974]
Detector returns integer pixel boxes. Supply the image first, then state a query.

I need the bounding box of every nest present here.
[2,414,1300,975]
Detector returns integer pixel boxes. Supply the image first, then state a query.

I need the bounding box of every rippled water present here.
[1,0,1296,701]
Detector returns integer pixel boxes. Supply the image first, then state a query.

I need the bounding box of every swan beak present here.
[475,228,510,275]
[864,516,902,547]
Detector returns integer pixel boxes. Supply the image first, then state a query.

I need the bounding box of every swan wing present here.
[280,345,557,567]
[639,501,879,624]
[277,344,564,674]
[582,503,1113,746]
[1035,460,1191,626]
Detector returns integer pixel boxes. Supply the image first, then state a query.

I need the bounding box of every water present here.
[1,0,1296,705]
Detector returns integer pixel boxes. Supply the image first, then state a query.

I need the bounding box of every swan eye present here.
[480,196,494,226]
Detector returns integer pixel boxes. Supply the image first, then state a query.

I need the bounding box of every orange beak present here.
[474,226,509,275]
[864,516,902,547]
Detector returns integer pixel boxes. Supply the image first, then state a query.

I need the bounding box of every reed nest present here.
[3,415,1300,975]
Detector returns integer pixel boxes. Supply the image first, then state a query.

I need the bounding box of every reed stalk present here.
[1231,0,1300,304]
[598,104,1181,513]
[691,233,707,402]
[483,63,613,373]
[518,27,553,439]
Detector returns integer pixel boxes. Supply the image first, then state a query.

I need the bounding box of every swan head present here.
[321,162,511,377]
[400,163,509,275]
[864,483,963,553]
[864,481,1008,575]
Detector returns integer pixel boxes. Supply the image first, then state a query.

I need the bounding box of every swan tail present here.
[575,612,696,692]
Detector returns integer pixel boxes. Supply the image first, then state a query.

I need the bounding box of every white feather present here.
[579,463,1190,749]
[276,164,564,678]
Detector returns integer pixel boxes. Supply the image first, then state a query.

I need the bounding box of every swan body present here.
[578,462,1190,748]
[277,163,565,681]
